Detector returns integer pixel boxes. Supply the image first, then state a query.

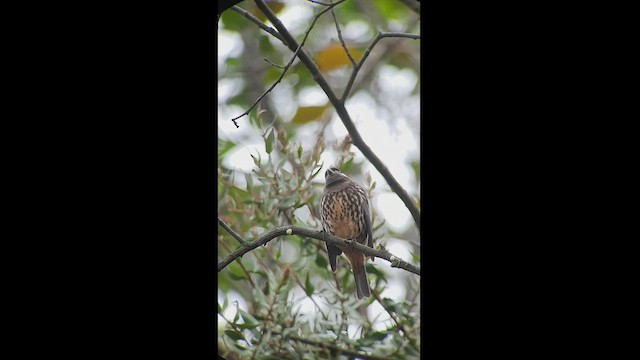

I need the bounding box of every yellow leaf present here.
[315,44,362,72]
[291,105,330,124]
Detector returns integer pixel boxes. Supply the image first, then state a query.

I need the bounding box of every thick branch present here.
[253,0,421,231]
[217,225,421,276]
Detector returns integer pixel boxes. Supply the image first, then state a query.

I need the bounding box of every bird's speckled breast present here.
[321,185,366,242]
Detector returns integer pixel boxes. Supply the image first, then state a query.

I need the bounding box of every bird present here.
[320,167,373,299]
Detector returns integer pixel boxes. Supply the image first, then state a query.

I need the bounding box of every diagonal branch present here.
[230,0,345,127]
[342,31,421,102]
[218,217,249,246]
[252,0,421,231]
[330,4,357,68]
[217,225,421,276]
[230,5,285,43]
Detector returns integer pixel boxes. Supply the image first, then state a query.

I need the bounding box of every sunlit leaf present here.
[291,104,330,124]
[315,44,362,72]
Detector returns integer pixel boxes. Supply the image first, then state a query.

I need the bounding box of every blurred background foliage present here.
[218,0,420,358]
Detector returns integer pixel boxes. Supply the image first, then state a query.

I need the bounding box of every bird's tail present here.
[352,262,370,299]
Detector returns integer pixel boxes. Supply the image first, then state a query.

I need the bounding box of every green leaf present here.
[275,155,288,172]
[244,172,254,191]
[340,157,354,172]
[297,144,303,159]
[279,195,297,210]
[218,140,235,160]
[310,165,323,179]
[233,305,240,323]
[265,128,275,154]
[250,153,260,167]
[365,263,387,283]
[382,297,399,312]
[366,331,390,341]
[304,272,314,296]
[315,253,328,268]
[239,309,260,329]
[224,329,244,341]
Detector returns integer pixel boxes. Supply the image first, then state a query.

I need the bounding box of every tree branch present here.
[342,31,421,102]
[218,217,249,246]
[231,0,345,127]
[330,4,357,68]
[230,5,285,43]
[217,225,421,276]
[253,0,422,231]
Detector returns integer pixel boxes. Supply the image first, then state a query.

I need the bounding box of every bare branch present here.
[342,31,421,102]
[230,5,285,43]
[218,217,249,246]
[231,0,345,126]
[263,58,285,69]
[217,225,421,276]
[252,0,422,231]
[330,5,357,68]
[305,0,335,6]
[397,0,420,15]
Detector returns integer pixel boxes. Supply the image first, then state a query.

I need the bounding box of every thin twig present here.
[231,0,345,126]
[218,217,249,246]
[342,31,421,102]
[217,225,421,276]
[230,5,285,43]
[263,58,285,69]
[219,238,256,288]
[253,0,422,231]
[306,0,335,6]
[330,5,357,68]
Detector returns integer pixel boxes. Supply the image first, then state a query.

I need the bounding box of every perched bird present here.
[320,167,373,299]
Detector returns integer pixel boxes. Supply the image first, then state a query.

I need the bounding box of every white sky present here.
[218,4,419,338]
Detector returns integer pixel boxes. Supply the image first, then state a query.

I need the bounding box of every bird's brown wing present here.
[361,196,374,261]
